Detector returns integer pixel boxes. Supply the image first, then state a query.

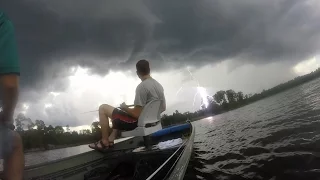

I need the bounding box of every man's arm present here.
[123,85,147,119]
[121,105,142,119]
[0,14,20,123]
[160,97,166,113]
[160,89,166,113]
[0,74,19,122]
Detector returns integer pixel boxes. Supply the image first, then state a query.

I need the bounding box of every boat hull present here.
[1,123,195,180]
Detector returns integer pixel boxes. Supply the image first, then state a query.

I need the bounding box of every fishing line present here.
[80,104,135,114]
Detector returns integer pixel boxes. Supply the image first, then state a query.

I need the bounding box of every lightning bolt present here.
[186,67,210,109]
[176,86,183,96]
[174,65,210,110]
[193,91,199,106]
[159,52,211,110]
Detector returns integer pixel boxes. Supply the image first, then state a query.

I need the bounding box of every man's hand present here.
[120,102,142,119]
[120,102,128,110]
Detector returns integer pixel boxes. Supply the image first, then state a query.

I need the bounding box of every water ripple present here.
[184,78,320,180]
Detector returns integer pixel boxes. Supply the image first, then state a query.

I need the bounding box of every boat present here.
[20,123,195,180]
[1,99,195,180]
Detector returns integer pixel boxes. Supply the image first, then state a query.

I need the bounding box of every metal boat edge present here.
[0,123,195,180]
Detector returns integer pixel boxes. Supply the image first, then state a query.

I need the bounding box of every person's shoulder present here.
[0,12,10,22]
[148,77,158,83]
[136,78,153,91]
[0,12,20,76]
[135,81,145,91]
[0,12,5,24]
[151,78,164,88]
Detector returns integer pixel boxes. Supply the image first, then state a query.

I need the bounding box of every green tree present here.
[15,113,25,132]
[91,122,100,134]
[46,125,54,134]
[54,126,64,134]
[226,89,236,103]
[35,120,46,131]
[80,129,91,135]
[66,125,70,132]
[237,91,244,102]
[27,118,35,130]
[244,94,249,99]
[214,90,226,104]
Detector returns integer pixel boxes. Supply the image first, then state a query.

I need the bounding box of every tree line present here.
[161,67,320,126]
[15,67,320,151]
[15,113,95,151]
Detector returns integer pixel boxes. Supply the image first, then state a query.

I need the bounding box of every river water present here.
[186,77,320,180]
[3,78,320,179]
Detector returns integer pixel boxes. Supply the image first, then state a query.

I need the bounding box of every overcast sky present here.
[1,0,320,131]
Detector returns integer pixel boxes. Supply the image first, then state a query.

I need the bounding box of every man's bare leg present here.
[89,104,115,149]
[109,129,119,143]
[4,131,24,180]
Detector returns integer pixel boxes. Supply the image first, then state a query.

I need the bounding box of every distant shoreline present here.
[167,76,320,126]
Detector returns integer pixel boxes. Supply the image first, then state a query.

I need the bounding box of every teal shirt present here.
[0,12,20,75]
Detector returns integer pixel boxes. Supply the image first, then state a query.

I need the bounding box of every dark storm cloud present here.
[1,0,320,89]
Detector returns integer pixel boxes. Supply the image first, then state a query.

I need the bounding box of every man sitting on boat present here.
[89,59,166,151]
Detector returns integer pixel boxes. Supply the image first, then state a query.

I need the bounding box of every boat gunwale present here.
[1,123,194,179]
[20,137,135,171]
[146,140,188,180]
[168,122,195,180]
[145,122,195,180]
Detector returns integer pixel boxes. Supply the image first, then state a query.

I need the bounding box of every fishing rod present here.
[80,104,135,114]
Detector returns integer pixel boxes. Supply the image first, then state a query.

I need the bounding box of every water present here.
[4,78,320,179]
[0,144,92,171]
[0,137,132,171]
[24,145,91,167]
[187,77,320,180]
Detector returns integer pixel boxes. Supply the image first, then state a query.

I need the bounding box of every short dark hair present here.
[136,59,150,75]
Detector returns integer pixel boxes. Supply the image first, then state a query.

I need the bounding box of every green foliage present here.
[15,114,97,151]
[213,90,226,104]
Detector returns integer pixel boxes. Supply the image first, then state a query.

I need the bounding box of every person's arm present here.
[120,104,142,119]
[159,88,166,113]
[161,96,166,113]
[159,96,166,113]
[122,85,147,119]
[0,14,20,123]
[0,74,19,122]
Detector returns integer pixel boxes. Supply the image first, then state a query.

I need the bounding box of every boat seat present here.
[121,99,162,138]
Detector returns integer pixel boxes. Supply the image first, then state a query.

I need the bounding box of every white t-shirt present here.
[134,77,166,112]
